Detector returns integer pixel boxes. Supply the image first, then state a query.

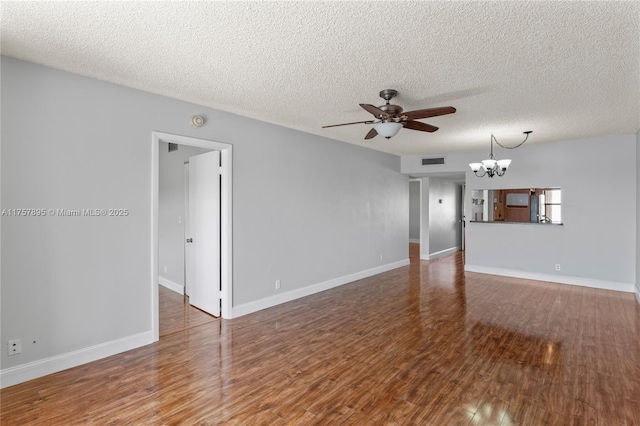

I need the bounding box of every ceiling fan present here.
[323,89,456,140]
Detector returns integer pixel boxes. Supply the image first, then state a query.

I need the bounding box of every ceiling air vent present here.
[422,157,445,166]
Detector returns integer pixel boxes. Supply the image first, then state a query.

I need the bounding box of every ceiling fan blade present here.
[403,106,456,120]
[404,120,439,132]
[322,120,375,128]
[360,104,388,118]
[364,128,378,139]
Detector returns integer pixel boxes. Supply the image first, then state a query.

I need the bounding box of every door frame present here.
[461,183,466,251]
[151,131,233,341]
[184,162,191,297]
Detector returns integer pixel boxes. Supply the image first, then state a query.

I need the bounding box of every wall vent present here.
[422,157,445,166]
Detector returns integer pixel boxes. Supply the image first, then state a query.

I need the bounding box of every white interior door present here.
[187,150,220,316]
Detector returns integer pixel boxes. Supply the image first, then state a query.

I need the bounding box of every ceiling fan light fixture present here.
[373,122,402,139]
[322,90,456,140]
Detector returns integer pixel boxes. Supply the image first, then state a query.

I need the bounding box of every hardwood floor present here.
[409,241,420,261]
[159,285,218,338]
[2,249,639,425]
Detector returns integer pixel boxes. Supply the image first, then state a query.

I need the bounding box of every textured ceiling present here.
[1,1,639,156]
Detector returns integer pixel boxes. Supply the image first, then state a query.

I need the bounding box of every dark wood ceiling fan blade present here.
[360,104,388,118]
[322,120,375,128]
[364,128,378,139]
[404,106,456,120]
[404,120,439,132]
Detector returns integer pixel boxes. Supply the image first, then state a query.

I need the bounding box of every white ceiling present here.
[1,1,638,156]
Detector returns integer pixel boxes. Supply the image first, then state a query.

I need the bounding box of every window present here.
[471,188,562,225]
[540,189,561,224]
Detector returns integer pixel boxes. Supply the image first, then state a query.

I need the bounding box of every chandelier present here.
[469,131,532,178]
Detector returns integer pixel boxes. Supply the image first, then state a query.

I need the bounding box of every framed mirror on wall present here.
[470,188,562,224]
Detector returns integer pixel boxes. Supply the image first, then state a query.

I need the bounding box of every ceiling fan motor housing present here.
[378,89,403,120]
[378,104,404,118]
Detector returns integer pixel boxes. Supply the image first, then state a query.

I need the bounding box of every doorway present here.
[409,179,421,263]
[151,132,233,342]
[413,174,466,261]
[409,179,421,245]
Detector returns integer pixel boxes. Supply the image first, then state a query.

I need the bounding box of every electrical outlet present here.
[275,280,281,290]
[164,266,168,274]
[8,339,21,356]
[379,254,383,262]
[555,264,561,271]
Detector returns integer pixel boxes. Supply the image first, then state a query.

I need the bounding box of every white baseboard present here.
[420,246,460,261]
[159,276,184,294]
[0,331,154,389]
[464,264,635,293]
[409,239,420,244]
[231,259,410,318]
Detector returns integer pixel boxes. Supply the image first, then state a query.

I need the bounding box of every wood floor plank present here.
[2,249,638,425]
[159,285,217,337]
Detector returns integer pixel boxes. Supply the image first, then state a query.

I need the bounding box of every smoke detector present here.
[190,115,205,127]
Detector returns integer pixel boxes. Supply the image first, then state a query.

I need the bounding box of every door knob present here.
[186,238,193,243]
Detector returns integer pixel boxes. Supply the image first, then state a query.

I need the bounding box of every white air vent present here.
[422,157,445,166]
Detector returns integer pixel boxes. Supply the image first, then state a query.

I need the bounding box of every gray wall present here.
[158,142,210,289]
[637,130,640,301]
[403,134,637,287]
[1,57,408,371]
[409,180,420,241]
